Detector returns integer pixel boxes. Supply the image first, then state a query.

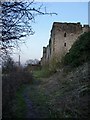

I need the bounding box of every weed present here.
[62,32,90,68]
[33,67,53,79]
[12,85,27,118]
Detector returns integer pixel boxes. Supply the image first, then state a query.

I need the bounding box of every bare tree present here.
[25,59,39,66]
[0,0,57,56]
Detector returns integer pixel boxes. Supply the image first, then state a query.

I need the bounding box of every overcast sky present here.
[12,2,88,65]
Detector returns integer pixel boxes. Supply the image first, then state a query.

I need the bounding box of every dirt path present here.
[22,85,40,118]
[14,84,50,118]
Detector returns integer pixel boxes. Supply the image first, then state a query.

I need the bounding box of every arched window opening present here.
[64,32,66,37]
[64,43,66,47]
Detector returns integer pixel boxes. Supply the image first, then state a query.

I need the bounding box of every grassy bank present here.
[31,32,90,118]
[32,62,89,118]
[4,32,89,118]
[13,85,27,118]
[62,32,90,67]
[2,69,33,118]
[33,67,53,79]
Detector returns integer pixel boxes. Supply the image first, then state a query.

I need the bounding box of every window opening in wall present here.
[64,32,66,37]
[64,43,66,47]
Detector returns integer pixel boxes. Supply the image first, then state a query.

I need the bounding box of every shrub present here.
[62,32,90,67]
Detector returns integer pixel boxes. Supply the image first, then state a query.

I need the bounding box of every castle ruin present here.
[41,22,90,67]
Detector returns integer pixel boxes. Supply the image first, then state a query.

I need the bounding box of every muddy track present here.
[22,86,40,118]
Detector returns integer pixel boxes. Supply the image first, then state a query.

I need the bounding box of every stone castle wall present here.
[41,22,90,67]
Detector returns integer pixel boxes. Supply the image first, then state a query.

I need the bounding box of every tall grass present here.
[2,69,33,118]
[13,85,27,118]
[33,67,53,79]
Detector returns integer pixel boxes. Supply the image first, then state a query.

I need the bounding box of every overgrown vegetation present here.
[31,64,89,118]
[33,58,60,79]
[2,32,89,118]
[2,57,33,118]
[62,32,90,67]
[25,84,52,118]
[33,67,53,79]
[12,85,27,118]
[31,32,89,118]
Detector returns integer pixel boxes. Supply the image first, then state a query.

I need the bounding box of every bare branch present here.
[0,1,57,57]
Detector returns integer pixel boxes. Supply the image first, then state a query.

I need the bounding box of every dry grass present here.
[32,63,89,118]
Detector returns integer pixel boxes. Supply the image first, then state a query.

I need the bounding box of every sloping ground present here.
[2,70,33,118]
[63,32,90,67]
[37,62,89,118]
[12,62,89,119]
[36,32,90,118]
[11,32,90,118]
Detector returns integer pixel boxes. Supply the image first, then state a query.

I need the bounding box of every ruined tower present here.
[50,22,82,59]
[41,22,89,67]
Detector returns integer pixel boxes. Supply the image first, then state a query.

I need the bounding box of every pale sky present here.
[12,2,88,65]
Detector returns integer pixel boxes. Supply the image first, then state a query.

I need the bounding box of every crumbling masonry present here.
[41,22,90,67]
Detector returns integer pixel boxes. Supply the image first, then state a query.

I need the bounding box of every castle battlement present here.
[82,24,90,33]
[51,22,82,34]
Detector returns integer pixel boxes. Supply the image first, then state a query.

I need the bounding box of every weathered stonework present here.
[41,22,90,67]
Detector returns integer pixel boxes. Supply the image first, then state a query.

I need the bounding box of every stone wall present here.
[41,22,90,67]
